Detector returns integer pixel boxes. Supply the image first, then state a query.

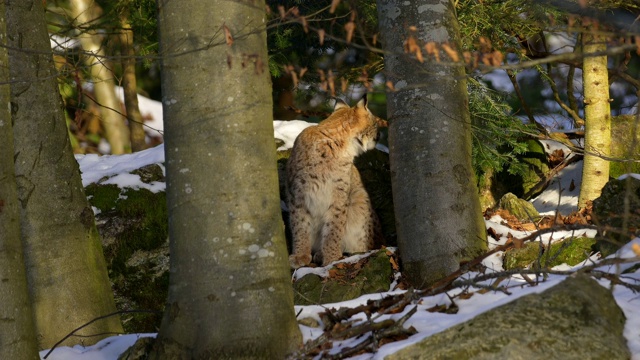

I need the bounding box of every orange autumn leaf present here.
[223,24,233,46]
[344,21,355,44]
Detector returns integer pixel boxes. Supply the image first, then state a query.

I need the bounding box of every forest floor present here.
[39,122,640,359]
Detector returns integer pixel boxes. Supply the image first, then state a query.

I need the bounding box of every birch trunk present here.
[377,0,487,287]
[578,32,611,208]
[70,0,130,154]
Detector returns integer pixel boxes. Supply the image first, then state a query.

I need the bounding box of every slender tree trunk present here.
[578,31,611,208]
[7,0,123,349]
[0,4,39,357]
[70,0,131,154]
[377,0,487,287]
[150,0,302,358]
[118,10,147,152]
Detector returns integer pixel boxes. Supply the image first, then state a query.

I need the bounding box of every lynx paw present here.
[289,253,312,269]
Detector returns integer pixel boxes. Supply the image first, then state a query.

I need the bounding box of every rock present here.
[86,181,168,333]
[592,177,640,257]
[293,250,394,305]
[503,237,596,270]
[498,192,541,222]
[117,337,155,360]
[386,274,630,360]
[610,115,640,178]
[494,139,550,200]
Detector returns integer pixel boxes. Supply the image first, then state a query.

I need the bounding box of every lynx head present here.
[333,95,382,155]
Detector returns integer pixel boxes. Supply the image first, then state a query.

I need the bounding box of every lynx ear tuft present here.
[333,98,350,111]
[356,94,369,109]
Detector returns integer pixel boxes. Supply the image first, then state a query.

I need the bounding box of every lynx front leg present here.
[288,206,313,269]
[344,166,383,253]
[317,185,350,266]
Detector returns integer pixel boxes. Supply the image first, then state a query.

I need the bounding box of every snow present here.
[44,120,640,360]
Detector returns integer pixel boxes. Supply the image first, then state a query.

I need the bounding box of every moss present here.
[86,183,121,211]
[610,115,640,178]
[293,250,393,305]
[503,237,596,270]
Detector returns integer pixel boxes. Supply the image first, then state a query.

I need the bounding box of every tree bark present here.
[7,0,123,349]
[0,3,40,357]
[578,31,611,208]
[377,0,487,287]
[118,9,147,152]
[150,0,302,358]
[70,0,131,154]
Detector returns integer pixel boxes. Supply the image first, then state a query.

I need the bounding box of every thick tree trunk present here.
[0,4,40,358]
[118,12,147,152]
[150,0,302,358]
[377,0,487,287]
[70,0,131,154]
[7,0,123,349]
[578,32,611,208]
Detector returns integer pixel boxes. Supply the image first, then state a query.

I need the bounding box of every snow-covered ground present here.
[41,120,640,360]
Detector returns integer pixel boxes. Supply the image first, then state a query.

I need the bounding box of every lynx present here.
[286,95,384,269]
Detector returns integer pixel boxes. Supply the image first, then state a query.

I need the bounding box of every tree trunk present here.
[0,4,40,357]
[70,0,131,154]
[118,10,147,152]
[150,0,302,358]
[578,31,611,208]
[377,0,487,287]
[7,0,123,349]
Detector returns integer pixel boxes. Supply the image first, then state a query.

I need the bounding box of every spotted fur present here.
[286,96,384,268]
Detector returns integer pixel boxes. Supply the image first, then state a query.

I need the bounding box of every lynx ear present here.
[333,98,350,111]
[356,94,369,110]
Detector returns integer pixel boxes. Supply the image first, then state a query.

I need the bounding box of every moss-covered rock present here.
[387,274,629,360]
[293,250,394,305]
[503,237,596,270]
[86,179,168,333]
[610,115,640,178]
[498,192,541,222]
[494,139,550,200]
[592,177,640,257]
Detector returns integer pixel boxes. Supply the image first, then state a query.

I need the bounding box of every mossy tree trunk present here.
[377,0,487,287]
[70,0,131,154]
[150,0,302,358]
[0,4,39,357]
[578,31,611,208]
[7,0,123,349]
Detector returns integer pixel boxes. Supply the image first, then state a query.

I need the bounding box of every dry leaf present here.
[441,43,459,62]
[330,0,340,14]
[223,24,233,46]
[409,25,418,31]
[632,243,640,256]
[278,5,286,20]
[299,67,307,79]
[328,70,336,96]
[372,33,378,46]
[300,16,308,33]
[341,78,348,93]
[317,29,325,46]
[344,21,355,44]
[385,80,395,91]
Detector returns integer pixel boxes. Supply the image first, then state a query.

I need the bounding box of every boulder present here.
[498,192,541,222]
[502,237,596,270]
[293,250,395,305]
[386,274,629,359]
[592,177,640,257]
[86,164,168,333]
[610,115,640,178]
